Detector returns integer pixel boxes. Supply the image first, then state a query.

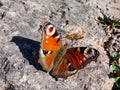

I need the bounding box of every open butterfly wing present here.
[51,47,99,79]
[39,22,61,71]
[66,47,100,69]
[41,22,61,51]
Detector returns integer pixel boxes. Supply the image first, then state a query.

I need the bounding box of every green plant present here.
[98,13,120,29]
[110,52,120,88]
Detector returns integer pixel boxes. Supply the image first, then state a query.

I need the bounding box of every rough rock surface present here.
[0,0,119,90]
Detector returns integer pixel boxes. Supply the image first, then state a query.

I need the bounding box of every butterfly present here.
[38,22,100,79]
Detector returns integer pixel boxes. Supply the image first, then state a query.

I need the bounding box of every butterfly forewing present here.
[41,22,61,51]
[66,47,99,69]
[39,22,62,71]
[50,47,99,78]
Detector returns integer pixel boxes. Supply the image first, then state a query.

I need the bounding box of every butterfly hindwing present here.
[39,49,54,71]
[50,46,78,79]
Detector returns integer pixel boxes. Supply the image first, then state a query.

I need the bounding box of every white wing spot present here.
[45,36,49,39]
[45,41,48,43]
[55,35,60,39]
[83,57,86,61]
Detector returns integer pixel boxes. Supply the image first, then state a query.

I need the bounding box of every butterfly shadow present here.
[11,36,45,72]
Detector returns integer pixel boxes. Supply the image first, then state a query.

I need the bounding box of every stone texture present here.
[0,0,119,90]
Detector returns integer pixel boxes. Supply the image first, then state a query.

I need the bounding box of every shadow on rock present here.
[11,36,44,71]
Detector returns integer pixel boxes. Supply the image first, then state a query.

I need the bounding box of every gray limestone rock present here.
[0,0,119,90]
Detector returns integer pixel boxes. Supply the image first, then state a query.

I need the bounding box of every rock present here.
[0,82,11,90]
[0,0,119,90]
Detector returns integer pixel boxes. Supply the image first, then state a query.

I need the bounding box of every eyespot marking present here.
[46,25,55,36]
[68,63,76,71]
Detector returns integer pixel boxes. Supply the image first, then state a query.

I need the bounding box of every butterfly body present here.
[39,22,99,79]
